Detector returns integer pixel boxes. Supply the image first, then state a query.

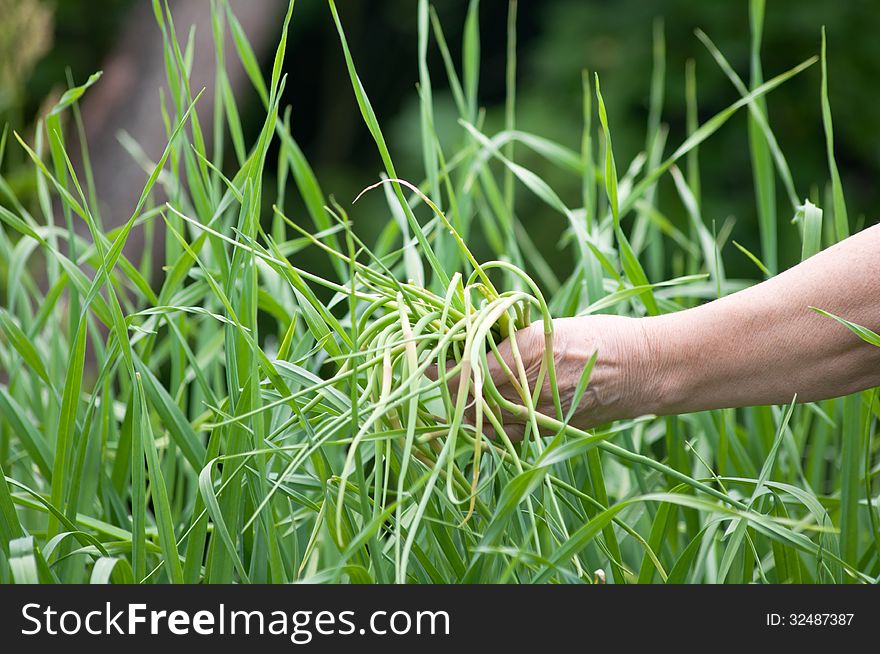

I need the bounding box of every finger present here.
[484,335,512,381]
[465,399,529,443]
[424,359,452,381]
[462,396,498,441]
[483,418,525,443]
[503,423,526,443]
[465,409,496,442]
[486,324,545,390]
[426,359,464,398]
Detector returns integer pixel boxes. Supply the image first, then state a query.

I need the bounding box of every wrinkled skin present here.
[431,223,880,443]
[433,315,649,442]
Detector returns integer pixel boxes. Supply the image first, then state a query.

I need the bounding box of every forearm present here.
[634,223,880,415]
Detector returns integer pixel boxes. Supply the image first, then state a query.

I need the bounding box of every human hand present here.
[435,314,652,441]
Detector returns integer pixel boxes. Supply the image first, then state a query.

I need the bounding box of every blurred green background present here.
[3,0,879,282]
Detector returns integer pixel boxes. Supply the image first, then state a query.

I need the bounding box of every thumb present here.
[425,358,464,397]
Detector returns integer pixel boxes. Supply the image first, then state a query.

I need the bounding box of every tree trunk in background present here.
[74,0,282,275]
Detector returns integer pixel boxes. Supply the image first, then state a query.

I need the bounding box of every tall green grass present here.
[0,0,877,584]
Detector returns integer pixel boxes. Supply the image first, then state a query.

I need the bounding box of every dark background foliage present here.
[7,0,880,280]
